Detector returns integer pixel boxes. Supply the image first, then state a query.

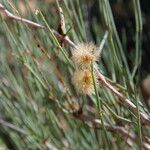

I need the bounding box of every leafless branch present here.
[96,70,150,126]
[0,119,27,135]
[0,3,76,48]
[73,113,150,150]
[0,3,44,29]
[0,3,149,126]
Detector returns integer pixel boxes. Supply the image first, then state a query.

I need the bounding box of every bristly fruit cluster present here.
[71,43,100,95]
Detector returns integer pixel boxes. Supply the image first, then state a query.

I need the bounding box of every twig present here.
[0,3,44,29]
[0,3,76,48]
[73,113,150,150]
[56,0,66,34]
[0,3,150,125]
[0,119,27,135]
[96,70,150,126]
[52,30,76,48]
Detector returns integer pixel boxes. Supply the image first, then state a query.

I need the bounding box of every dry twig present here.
[0,3,76,48]
[0,119,27,135]
[73,113,150,150]
[0,2,149,125]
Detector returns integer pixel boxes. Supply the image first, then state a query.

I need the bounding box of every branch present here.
[73,113,150,150]
[0,119,27,135]
[0,3,150,126]
[96,70,150,126]
[0,3,76,48]
[0,3,45,29]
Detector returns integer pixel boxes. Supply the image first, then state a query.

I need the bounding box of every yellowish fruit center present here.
[81,54,94,64]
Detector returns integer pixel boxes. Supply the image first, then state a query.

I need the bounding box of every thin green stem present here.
[39,10,73,66]
[91,63,111,150]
